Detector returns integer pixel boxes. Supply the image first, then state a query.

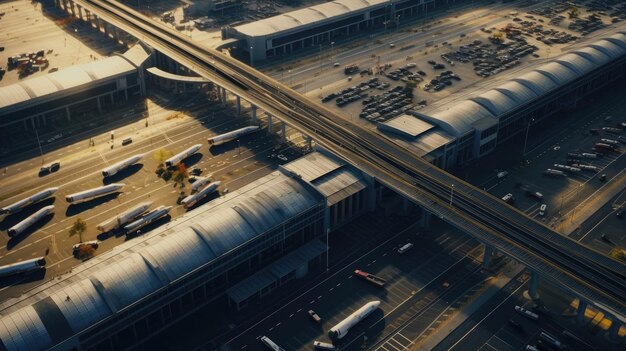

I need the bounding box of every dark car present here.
[427,60,436,65]
[189,168,202,176]
[508,319,523,330]
[122,137,133,146]
[433,64,446,69]
[417,70,426,76]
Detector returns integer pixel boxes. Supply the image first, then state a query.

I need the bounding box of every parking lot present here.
[304,0,626,127]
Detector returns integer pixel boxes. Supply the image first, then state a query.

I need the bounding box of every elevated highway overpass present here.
[63,0,626,324]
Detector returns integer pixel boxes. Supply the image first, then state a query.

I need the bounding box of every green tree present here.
[609,247,626,262]
[69,218,87,243]
[153,148,173,164]
[172,163,189,188]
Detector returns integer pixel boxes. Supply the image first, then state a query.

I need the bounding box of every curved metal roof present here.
[554,53,597,75]
[418,33,626,137]
[141,227,216,282]
[90,253,163,312]
[572,46,612,66]
[513,70,559,96]
[0,56,136,110]
[425,100,495,137]
[234,0,388,37]
[535,61,579,85]
[49,279,112,333]
[0,169,325,351]
[0,306,51,351]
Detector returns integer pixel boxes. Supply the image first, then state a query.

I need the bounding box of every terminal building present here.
[0,151,375,351]
[0,44,152,133]
[378,31,626,170]
[221,0,449,63]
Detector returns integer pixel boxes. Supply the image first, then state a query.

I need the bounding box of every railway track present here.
[81,0,626,314]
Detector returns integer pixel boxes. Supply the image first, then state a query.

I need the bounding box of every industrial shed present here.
[0,43,152,132]
[221,0,438,62]
[400,32,626,169]
[0,151,373,351]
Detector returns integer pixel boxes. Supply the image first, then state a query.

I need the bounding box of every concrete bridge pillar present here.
[236,96,241,116]
[607,317,622,343]
[221,87,227,105]
[76,4,83,20]
[402,198,411,215]
[528,271,540,300]
[482,245,493,268]
[420,211,431,228]
[68,0,76,17]
[61,0,68,12]
[281,123,286,143]
[101,20,108,36]
[576,300,587,325]
[266,113,273,135]
[251,104,257,123]
[66,106,71,121]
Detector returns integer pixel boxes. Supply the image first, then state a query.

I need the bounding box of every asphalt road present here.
[463,82,626,252]
[433,272,613,351]
[0,94,305,301]
[219,225,482,351]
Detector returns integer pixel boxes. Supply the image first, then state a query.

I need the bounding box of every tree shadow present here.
[7,213,55,250]
[0,197,56,231]
[65,193,121,217]
[103,163,144,184]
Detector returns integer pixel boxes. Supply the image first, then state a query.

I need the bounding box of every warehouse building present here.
[221,0,444,63]
[0,44,152,133]
[0,151,374,351]
[378,32,626,170]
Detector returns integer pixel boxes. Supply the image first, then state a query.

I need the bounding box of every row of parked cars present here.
[359,86,418,123]
[321,78,384,107]
[424,70,461,92]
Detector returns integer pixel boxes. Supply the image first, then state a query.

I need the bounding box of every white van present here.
[313,341,337,350]
[398,243,414,254]
[539,204,547,216]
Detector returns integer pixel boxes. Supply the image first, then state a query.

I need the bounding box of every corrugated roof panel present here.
[49,279,112,333]
[471,89,518,117]
[89,56,135,80]
[379,114,435,138]
[590,39,626,58]
[49,66,93,89]
[0,306,52,351]
[573,46,612,66]
[193,207,255,256]
[514,70,559,95]
[90,253,162,311]
[555,53,597,75]
[426,100,495,137]
[535,61,578,85]
[284,153,342,182]
[20,78,58,98]
[140,227,216,283]
[0,85,31,109]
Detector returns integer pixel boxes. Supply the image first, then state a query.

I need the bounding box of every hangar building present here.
[0,151,374,351]
[378,32,626,170]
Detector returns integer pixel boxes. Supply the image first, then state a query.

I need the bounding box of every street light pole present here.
[237,139,241,155]
[249,46,254,67]
[449,184,454,206]
[34,128,44,165]
[523,118,535,155]
[326,228,330,272]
